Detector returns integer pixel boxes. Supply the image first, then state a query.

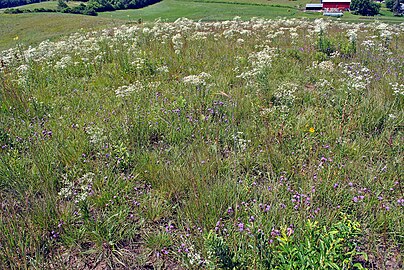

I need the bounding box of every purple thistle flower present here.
[238,222,244,232]
[271,229,280,237]
[333,183,339,189]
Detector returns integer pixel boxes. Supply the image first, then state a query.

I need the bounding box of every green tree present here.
[351,0,381,16]
[386,0,403,13]
[392,0,403,15]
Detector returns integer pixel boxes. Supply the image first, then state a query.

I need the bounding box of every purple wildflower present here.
[238,222,244,232]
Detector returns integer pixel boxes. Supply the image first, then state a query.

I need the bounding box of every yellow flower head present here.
[14,36,19,41]
[309,127,315,133]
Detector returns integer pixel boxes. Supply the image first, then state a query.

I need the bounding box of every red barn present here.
[321,0,351,11]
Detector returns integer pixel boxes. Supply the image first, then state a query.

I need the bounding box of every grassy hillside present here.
[99,0,307,21]
[0,13,125,50]
[1,18,403,269]
[99,0,404,22]
[0,1,83,11]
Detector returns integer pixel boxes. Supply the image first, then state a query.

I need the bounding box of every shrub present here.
[4,8,23,14]
[317,30,336,56]
[57,0,68,10]
[386,0,403,13]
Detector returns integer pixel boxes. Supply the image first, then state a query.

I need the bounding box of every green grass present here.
[176,0,311,8]
[0,1,84,11]
[98,0,404,22]
[1,18,403,269]
[0,13,125,51]
[99,0,303,21]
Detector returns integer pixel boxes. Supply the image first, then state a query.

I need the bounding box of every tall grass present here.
[0,18,403,269]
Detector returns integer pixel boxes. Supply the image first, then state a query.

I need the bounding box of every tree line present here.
[2,0,161,15]
[0,0,44,9]
[350,0,402,16]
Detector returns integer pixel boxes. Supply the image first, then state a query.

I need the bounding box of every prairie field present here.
[1,0,403,49]
[0,17,403,269]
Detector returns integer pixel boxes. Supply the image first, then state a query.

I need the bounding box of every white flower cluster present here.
[361,39,376,48]
[340,62,372,91]
[375,22,393,43]
[185,244,204,266]
[115,81,143,98]
[261,83,299,118]
[313,18,329,33]
[390,82,404,97]
[266,29,285,40]
[131,57,147,70]
[1,18,403,74]
[172,33,184,55]
[315,78,332,89]
[156,65,169,74]
[13,64,29,86]
[182,72,212,87]
[237,46,277,80]
[273,82,298,110]
[233,131,250,152]
[318,61,334,72]
[85,125,107,146]
[347,28,358,43]
[59,172,94,203]
[54,55,72,69]
[289,27,299,44]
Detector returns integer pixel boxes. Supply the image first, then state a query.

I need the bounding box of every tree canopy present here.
[0,0,40,8]
[2,0,161,16]
[386,0,403,15]
[351,0,381,16]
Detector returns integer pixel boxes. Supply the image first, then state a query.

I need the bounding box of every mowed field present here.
[0,13,126,50]
[99,0,307,21]
[0,0,84,11]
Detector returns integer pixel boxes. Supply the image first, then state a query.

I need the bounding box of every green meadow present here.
[0,1,403,269]
[1,0,403,51]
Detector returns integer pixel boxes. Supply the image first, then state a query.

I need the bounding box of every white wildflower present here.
[59,172,94,203]
[318,61,334,72]
[54,55,72,69]
[115,81,143,98]
[390,82,404,96]
[182,72,211,87]
[172,33,184,55]
[85,126,107,146]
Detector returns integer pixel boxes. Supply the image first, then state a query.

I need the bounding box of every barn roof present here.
[322,0,351,2]
[306,4,323,7]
